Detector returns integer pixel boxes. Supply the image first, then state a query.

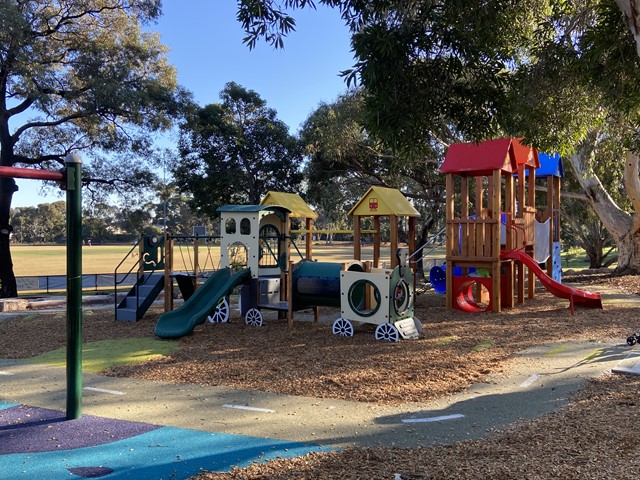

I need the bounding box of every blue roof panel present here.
[537,152,564,178]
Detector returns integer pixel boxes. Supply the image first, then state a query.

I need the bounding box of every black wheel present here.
[627,336,637,346]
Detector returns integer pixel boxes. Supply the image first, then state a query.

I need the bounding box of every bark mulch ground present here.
[1,270,639,478]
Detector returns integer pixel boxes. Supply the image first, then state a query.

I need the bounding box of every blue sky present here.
[12,1,354,207]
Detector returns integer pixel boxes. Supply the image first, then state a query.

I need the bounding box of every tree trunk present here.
[616,0,640,57]
[0,177,18,297]
[566,144,640,272]
[614,231,640,273]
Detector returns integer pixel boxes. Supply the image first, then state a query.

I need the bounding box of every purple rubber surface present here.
[67,466,115,478]
[0,404,160,454]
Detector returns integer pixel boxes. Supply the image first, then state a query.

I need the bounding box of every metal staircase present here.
[115,272,165,321]
[115,235,165,322]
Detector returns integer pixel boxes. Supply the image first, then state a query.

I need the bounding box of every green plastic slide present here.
[154,268,251,339]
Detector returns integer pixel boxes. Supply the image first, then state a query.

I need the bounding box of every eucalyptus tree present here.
[10,201,66,244]
[0,0,187,296]
[175,82,303,218]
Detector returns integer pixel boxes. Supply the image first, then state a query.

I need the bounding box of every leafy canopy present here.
[0,0,188,180]
[175,82,303,217]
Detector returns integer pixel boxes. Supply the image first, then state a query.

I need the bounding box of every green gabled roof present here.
[217,204,291,215]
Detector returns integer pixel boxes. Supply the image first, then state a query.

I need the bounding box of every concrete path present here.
[1,338,636,450]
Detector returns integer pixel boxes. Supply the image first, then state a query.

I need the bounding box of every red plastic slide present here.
[501,249,603,313]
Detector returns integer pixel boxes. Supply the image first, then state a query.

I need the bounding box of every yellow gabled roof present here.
[260,191,318,219]
[348,186,420,217]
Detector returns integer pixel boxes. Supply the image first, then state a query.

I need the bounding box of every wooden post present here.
[390,214,399,268]
[504,172,515,308]
[491,170,501,312]
[475,177,485,257]
[547,176,555,277]
[460,176,469,261]
[164,235,173,312]
[408,215,417,289]
[373,216,381,267]
[193,237,199,290]
[305,218,313,260]
[353,216,362,261]
[445,174,455,311]
[287,261,294,328]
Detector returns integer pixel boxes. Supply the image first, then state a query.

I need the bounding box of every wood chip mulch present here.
[1,270,640,478]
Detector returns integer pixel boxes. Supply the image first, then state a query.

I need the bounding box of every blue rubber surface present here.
[0,405,333,479]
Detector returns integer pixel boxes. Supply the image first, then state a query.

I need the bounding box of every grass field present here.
[9,241,599,279]
[9,242,422,277]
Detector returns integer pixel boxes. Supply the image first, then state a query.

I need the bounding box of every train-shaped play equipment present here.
[154,188,422,341]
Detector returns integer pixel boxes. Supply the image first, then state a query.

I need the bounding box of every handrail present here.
[407,226,446,262]
[261,236,287,272]
[114,239,141,314]
[501,212,527,251]
[289,236,305,262]
[114,236,166,316]
[114,239,140,273]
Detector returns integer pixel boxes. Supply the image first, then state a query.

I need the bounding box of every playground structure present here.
[115,231,225,321]
[438,138,601,314]
[0,157,83,420]
[153,189,421,341]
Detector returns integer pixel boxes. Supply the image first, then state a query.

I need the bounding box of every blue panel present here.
[552,242,562,282]
[537,153,564,178]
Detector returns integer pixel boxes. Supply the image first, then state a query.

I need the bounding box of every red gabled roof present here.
[512,138,540,169]
[440,138,522,176]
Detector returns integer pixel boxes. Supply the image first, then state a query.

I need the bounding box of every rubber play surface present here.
[0,401,332,479]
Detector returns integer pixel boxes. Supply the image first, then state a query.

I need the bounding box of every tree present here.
[237,0,640,272]
[300,89,447,239]
[151,181,215,235]
[0,0,187,297]
[10,201,66,244]
[175,82,303,218]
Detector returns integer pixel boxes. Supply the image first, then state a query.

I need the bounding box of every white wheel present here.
[375,323,400,342]
[244,308,263,327]
[332,318,354,337]
[207,297,230,323]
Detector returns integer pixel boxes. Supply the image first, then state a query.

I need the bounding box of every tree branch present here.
[5,98,35,118]
[566,136,632,237]
[11,112,87,141]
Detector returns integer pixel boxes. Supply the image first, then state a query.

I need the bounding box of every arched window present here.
[240,218,251,235]
[225,218,236,234]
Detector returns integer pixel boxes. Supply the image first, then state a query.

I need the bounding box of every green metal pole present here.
[65,153,83,420]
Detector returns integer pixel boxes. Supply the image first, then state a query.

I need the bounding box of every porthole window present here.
[348,279,381,317]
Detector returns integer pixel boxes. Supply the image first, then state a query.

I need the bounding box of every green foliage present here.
[299,89,447,243]
[175,82,304,218]
[10,201,66,243]
[0,0,188,296]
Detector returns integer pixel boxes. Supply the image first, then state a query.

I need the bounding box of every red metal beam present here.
[0,165,64,181]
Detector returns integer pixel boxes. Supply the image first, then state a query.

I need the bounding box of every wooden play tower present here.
[348,186,420,269]
[440,138,539,313]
